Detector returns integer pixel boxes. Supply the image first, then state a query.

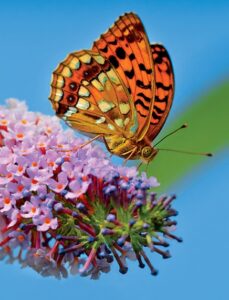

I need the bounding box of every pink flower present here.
[0,215,6,243]
[0,190,16,212]
[66,179,90,199]
[7,208,20,228]
[34,213,58,232]
[0,99,181,279]
[0,147,14,165]
[48,172,68,194]
[20,196,41,218]
[8,230,29,249]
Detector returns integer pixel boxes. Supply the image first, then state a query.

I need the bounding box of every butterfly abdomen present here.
[104,135,140,160]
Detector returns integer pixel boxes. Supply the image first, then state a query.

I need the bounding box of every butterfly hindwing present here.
[92,12,155,140]
[49,50,137,138]
[145,44,174,141]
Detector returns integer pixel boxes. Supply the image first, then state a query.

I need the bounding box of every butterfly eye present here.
[142,146,152,158]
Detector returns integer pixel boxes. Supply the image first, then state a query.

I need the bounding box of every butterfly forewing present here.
[92,12,155,141]
[49,50,137,138]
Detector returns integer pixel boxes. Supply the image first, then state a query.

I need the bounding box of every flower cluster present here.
[0,99,181,279]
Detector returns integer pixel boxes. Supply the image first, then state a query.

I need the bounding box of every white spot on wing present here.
[76,98,90,110]
[79,54,92,64]
[98,100,115,112]
[115,118,124,127]
[119,103,130,115]
[94,55,105,65]
[69,57,80,69]
[53,89,63,102]
[78,86,90,97]
[108,124,115,130]
[95,117,106,124]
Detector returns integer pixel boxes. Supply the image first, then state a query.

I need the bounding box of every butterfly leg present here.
[78,134,103,149]
[59,134,103,153]
[122,147,138,166]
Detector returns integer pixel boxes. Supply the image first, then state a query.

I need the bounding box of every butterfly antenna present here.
[158,148,213,157]
[154,123,188,147]
[137,161,143,170]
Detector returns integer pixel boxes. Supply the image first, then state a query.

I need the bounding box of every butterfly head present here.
[140,146,158,163]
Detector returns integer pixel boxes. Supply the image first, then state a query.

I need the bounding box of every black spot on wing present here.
[139,63,152,74]
[153,105,165,115]
[69,82,78,91]
[134,22,144,32]
[116,47,126,59]
[154,56,163,64]
[67,95,75,103]
[137,92,151,103]
[152,111,160,120]
[108,39,117,45]
[83,65,100,81]
[135,99,149,110]
[165,68,172,75]
[57,103,67,115]
[99,45,108,53]
[155,95,168,103]
[156,82,172,90]
[129,53,135,60]
[136,80,151,89]
[109,55,119,68]
[138,110,147,118]
[126,33,135,43]
[124,69,135,79]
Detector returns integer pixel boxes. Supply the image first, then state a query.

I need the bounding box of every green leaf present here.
[141,80,229,191]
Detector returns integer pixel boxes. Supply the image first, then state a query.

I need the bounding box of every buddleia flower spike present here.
[0,99,182,279]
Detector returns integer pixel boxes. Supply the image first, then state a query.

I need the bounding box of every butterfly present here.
[49,12,174,163]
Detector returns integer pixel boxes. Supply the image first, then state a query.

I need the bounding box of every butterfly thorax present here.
[104,135,158,162]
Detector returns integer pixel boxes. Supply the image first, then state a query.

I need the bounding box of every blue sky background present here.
[0,1,229,299]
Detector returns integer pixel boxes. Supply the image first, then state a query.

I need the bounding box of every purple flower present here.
[0,190,16,212]
[7,208,20,228]
[33,212,58,232]
[20,196,41,219]
[0,99,181,279]
[8,230,29,249]
[0,147,14,165]
[0,215,6,242]
[66,179,90,199]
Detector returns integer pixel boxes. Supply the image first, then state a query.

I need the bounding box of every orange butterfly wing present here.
[145,44,174,142]
[49,13,175,159]
[92,12,155,140]
[49,50,135,138]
